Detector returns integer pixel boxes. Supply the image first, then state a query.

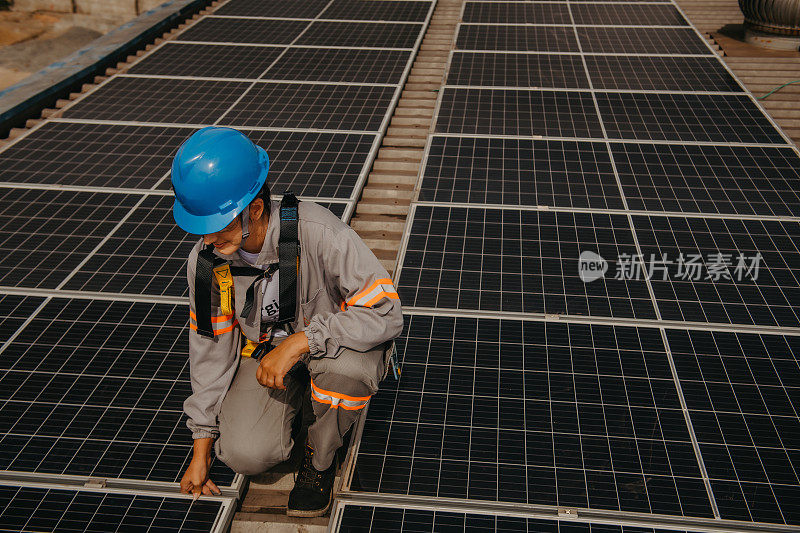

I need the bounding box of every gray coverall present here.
[184,200,403,472]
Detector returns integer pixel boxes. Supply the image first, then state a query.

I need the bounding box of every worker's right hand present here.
[180,454,221,498]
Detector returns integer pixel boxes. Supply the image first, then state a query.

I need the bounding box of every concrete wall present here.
[11,0,169,15]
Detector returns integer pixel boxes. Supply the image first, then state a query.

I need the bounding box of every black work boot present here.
[287,444,336,517]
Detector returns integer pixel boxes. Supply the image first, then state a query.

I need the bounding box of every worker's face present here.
[203,217,243,255]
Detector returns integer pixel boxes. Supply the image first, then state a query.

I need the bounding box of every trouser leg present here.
[305,342,389,471]
[215,357,304,475]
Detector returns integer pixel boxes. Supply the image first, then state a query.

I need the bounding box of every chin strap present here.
[241,209,250,242]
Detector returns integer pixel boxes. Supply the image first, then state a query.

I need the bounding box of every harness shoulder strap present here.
[278,192,300,326]
[194,245,226,338]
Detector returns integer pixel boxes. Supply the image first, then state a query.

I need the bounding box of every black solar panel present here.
[668,329,800,525]
[457,25,579,52]
[419,136,624,209]
[436,88,604,138]
[0,485,227,532]
[576,27,711,54]
[62,77,251,124]
[570,3,689,25]
[128,43,284,79]
[585,55,742,92]
[611,143,800,216]
[0,295,45,345]
[0,189,140,289]
[215,0,329,18]
[597,93,787,144]
[320,0,432,21]
[335,503,701,532]
[633,215,800,328]
[265,48,410,84]
[296,21,423,48]
[0,299,236,486]
[462,2,572,24]
[398,206,657,318]
[0,122,187,188]
[447,52,590,88]
[223,82,395,131]
[177,17,308,44]
[352,315,712,517]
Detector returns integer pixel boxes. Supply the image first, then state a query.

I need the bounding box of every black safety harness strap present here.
[277,193,299,329]
[194,245,226,338]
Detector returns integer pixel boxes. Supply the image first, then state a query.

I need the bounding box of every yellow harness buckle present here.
[213,264,234,316]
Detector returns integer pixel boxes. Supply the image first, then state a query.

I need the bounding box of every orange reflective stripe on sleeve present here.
[189,311,238,335]
[346,278,397,308]
[189,311,235,323]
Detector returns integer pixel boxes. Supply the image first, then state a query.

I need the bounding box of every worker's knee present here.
[308,344,388,396]
[216,430,292,475]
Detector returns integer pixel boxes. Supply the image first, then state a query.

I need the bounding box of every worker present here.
[172,126,403,516]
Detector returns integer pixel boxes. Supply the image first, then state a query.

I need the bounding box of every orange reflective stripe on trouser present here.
[310,379,370,410]
[346,278,399,308]
[189,311,238,335]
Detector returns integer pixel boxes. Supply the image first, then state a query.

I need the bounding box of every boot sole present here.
[286,497,331,518]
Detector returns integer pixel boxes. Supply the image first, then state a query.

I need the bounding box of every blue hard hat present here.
[171,126,269,235]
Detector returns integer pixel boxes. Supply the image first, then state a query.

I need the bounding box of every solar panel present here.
[435,88,604,138]
[61,77,251,124]
[419,136,624,209]
[596,93,787,144]
[0,122,188,189]
[215,0,330,18]
[570,3,689,25]
[0,299,237,486]
[632,215,800,328]
[0,295,45,345]
[0,484,231,532]
[575,27,711,54]
[222,82,395,131]
[447,52,590,88]
[456,25,580,51]
[462,2,572,24]
[320,0,432,22]
[668,329,800,525]
[63,196,350,297]
[176,17,308,44]
[398,206,657,318]
[128,43,285,79]
[585,55,742,92]
[0,189,141,289]
[611,143,800,216]
[296,21,423,48]
[333,503,702,532]
[350,315,712,517]
[265,48,411,84]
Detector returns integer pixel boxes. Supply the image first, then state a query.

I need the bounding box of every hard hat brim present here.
[173,146,270,235]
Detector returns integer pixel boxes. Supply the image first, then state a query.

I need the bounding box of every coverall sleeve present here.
[184,242,240,440]
[304,226,403,357]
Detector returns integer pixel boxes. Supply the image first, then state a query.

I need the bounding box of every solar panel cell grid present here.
[61,77,251,124]
[447,52,590,88]
[0,296,45,345]
[0,189,140,289]
[0,122,186,189]
[0,486,225,532]
[436,88,604,138]
[296,21,423,48]
[0,299,235,485]
[456,25,580,51]
[597,93,786,144]
[215,0,329,18]
[585,55,742,92]
[632,215,800,328]
[128,43,285,79]
[398,206,656,318]
[570,3,689,25]
[223,82,395,131]
[668,329,800,525]
[265,48,410,84]
[419,136,624,209]
[611,143,800,216]
[575,27,711,54]
[353,315,712,517]
[320,0,432,22]
[176,17,308,44]
[462,2,572,24]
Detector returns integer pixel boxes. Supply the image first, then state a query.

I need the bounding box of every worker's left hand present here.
[257,331,310,389]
